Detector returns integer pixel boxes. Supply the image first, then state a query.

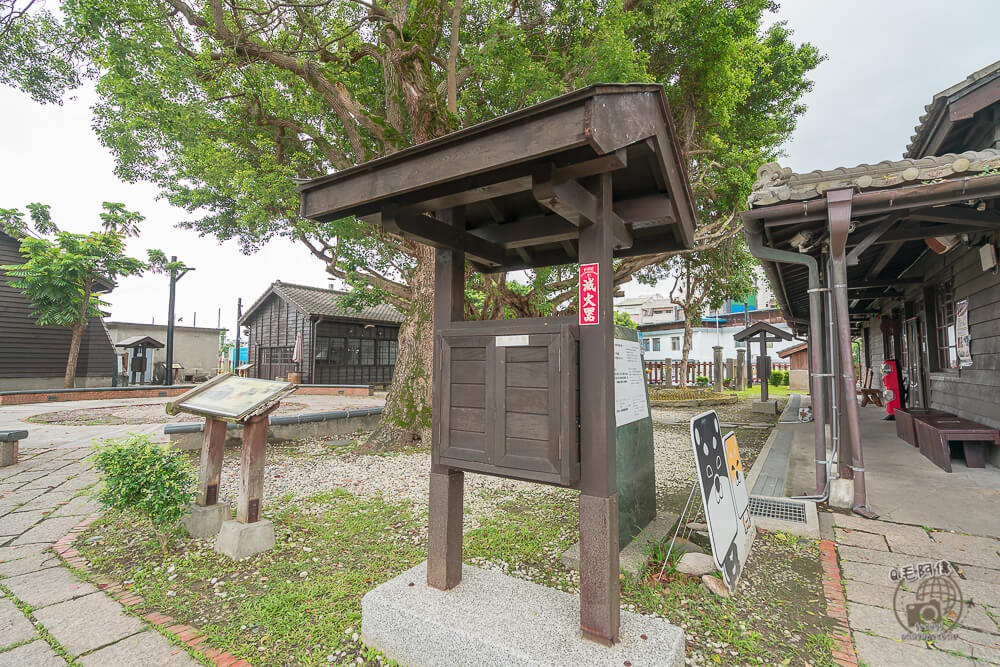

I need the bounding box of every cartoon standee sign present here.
[690,410,755,593]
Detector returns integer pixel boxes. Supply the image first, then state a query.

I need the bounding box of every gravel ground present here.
[211,400,775,526]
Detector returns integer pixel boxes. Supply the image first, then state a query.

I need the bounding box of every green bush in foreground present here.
[91,433,195,551]
[782,370,790,386]
[769,370,783,386]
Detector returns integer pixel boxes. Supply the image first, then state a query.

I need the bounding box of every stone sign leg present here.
[713,346,723,392]
[0,430,25,467]
[182,417,231,538]
[736,349,746,391]
[215,414,275,559]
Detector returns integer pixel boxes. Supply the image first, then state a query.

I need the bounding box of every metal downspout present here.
[826,189,877,519]
[744,223,828,496]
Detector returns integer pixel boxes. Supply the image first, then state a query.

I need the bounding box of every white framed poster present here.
[956,298,972,367]
[614,337,649,427]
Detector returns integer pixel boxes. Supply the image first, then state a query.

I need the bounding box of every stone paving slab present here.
[3,470,50,484]
[958,564,1000,586]
[0,543,48,563]
[832,513,933,541]
[11,491,76,514]
[957,602,1000,636]
[1,509,48,535]
[55,474,99,493]
[0,639,66,666]
[934,627,1000,663]
[843,579,896,608]
[954,578,1000,613]
[0,553,61,578]
[77,630,200,666]
[853,632,975,666]
[886,534,1000,569]
[0,487,46,506]
[840,560,895,586]
[25,472,77,490]
[33,592,145,657]
[837,544,905,567]
[2,565,97,608]
[833,526,890,551]
[847,601,923,643]
[11,516,81,546]
[48,496,101,518]
[0,597,37,648]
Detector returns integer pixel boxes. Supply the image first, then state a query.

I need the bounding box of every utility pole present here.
[164,256,193,386]
[234,298,243,376]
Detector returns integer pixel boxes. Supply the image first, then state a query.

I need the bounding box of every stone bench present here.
[0,429,28,467]
[912,414,999,472]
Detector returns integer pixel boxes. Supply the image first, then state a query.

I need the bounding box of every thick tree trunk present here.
[64,322,85,388]
[679,317,694,388]
[364,244,436,451]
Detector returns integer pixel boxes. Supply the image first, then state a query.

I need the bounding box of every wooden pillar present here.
[578,172,619,646]
[735,349,745,390]
[713,346,723,392]
[197,417,227,506]
[428,207,466,591]
[237,414,267,523]
[759,338,769,401]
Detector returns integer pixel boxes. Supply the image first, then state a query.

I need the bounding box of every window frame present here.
[934,281,958,371]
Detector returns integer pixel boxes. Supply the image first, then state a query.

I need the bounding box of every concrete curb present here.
[649,395,739,407]
[53,513,254,667]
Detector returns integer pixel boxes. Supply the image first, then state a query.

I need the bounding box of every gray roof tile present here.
[241,281,403,325]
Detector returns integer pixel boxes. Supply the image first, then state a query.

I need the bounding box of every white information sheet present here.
[614,337,649,427]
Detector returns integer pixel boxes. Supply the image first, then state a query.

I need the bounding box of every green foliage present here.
[696,375,710,387]
[614,310,638,329]
[0,202,146,328]
[769,370,783,387]
[782,370,790,386]
[91,433,195,551]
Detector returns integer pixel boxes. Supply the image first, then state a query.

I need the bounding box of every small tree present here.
[614,311,639,330]
[91,433,195,552]
[1,203,147,387]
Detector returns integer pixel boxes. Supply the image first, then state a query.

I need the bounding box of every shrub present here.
[782,371,790,386]
[769,370,783,386]
[91,433,195,552]
[695,375,709,387]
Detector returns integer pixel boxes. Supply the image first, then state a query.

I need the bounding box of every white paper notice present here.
[614,337,649,427]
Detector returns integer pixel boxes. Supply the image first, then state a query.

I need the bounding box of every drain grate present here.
[748,496,807,524]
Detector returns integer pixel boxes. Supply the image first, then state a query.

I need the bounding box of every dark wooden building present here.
[742,59,1000,503]
[0,230,117,389]
[239,281,403,386]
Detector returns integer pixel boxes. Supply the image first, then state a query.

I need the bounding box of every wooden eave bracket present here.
[381,205,505,268]
[531,164,633,250]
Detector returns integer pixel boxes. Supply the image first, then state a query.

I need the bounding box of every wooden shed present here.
[0,230,117,389]
[239,281,403,386]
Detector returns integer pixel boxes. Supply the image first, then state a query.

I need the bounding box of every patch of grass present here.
[733,385,797,399]
[0,584,81,665]
[76,491,426,666]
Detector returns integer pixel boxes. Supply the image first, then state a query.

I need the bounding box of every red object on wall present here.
[579,263,599,326]
[880,360,902,416]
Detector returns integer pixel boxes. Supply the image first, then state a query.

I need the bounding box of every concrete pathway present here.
[832,513,1000,665]
[0,447,199,665]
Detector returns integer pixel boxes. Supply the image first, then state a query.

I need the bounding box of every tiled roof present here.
[747,148,1000,207]
[905,60,1000,158]
[240,281,403,325]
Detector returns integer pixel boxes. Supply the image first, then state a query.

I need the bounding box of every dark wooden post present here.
[237,414,268,523]
[428,207,466,591]
[197,417,227,506]
[759,337,768,402]
[578,173,619,646]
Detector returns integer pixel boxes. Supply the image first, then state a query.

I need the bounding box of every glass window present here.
[315,336,330,361]
[377,340,399,365]
[642,338,650,352]
[935,281,957,370]
[329,338,346,365]
[345,339,361,365]
[651,338,660,352]
[671,336,680,351]
[360,339,375,365]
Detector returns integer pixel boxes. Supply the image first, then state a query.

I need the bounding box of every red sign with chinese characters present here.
[579,263,599,326]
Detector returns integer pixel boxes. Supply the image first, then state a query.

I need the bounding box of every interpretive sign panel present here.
[690,410,755,594]
[169,374,294,421]
[614,337,649,427]
[579,263,599,326]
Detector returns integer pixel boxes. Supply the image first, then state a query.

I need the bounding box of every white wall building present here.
[639,321,794,364]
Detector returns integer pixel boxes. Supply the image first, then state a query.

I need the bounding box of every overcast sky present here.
[2,0,999,333]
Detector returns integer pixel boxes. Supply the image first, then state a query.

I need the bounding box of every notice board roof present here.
[732,321,793,343]
[298,84,697,273]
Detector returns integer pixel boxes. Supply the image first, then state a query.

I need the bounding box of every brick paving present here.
[832,512,1000,665]
[0,447,200,665]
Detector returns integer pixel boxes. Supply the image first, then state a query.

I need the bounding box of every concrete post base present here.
[181,503,232,538]
[362,561,685,667]
[0,441,18,468]
[829,478,854,509]
[214,519,275,560]
[752,399,778,414]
